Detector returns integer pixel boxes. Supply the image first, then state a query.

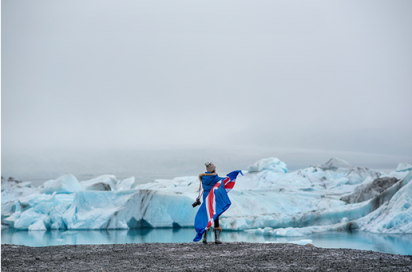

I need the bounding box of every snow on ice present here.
[396,162,412,172]
[1,157,411,237]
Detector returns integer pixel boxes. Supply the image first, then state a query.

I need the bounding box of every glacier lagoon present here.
[2,157,412,255]
[2,228,412,255]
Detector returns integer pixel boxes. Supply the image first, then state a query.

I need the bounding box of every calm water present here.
[2,228,411,255]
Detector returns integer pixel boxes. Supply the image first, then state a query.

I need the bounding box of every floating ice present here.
[341,177,399,204]
[1,158,411,236]
[316,158,352,170]
[289,239,313,246]
[355,171,412,234]
[396,163,412,172]
[42,174,81,194]
[1,176,31,192]
[1,186,40,204]
[116,177,136,191]
[247,157,287,173]
[80,175,118,191]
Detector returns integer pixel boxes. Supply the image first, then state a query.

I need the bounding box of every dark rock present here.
[2,243,412,271]
[341,177,399,204]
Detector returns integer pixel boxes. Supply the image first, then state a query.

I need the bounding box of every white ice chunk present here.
[3,211,22,228]
[382,170,409,180]
[289,239,312,245]
[42,174,81,194]
[80,175,118,191]
[28,220,47,231]
[61,189,197,230]
[16,193,55,212]
[1,180,32,192]
[255,228,264,235]
[116,177,135,191]
[247,157,287,173]
[356,171,412,233]
[396,163,412,172]
[263,227,274,235]
[1,200,21,220]
[274,227,312,237]
[344,167,380,185]
[1,186,40,204]
[317,158,352,170]
[2,159,412,234]
[14,208,50,230]
[341,177,399,204]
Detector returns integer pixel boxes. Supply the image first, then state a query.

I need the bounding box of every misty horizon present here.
[2,1,411,180]
[2,146,411,187]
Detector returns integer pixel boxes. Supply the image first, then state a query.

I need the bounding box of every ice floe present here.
[1,157,411,237]
[396,162,412,172]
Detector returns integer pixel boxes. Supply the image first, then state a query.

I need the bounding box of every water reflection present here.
[2,228,412,255]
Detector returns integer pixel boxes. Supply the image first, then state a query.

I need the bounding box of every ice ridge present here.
[1,158,411,236]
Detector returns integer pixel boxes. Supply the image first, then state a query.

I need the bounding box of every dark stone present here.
[341,177,399,204]
[2,243,412,271]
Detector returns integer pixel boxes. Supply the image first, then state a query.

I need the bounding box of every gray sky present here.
[2,0,412,158]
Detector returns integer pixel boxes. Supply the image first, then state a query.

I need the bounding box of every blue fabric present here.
[193,180,231,242]
[201,172,225,201]
[193,170,243,242]
[226,170,243,184]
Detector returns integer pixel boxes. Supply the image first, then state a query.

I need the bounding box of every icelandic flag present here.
[193,170,243,242]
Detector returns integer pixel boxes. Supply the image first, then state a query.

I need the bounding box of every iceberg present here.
[396,162,412,172]
[80,175,118,191]
[247,157,287,173]
[1,158,411,237]
[341,177,399,204]
[1,176,31,192]
[355,171,412,233]
[42,174,81,194]
[316,158,352,170]
[116,177,136,191]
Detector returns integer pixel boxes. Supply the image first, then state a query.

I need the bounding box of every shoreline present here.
[2,243,412,271]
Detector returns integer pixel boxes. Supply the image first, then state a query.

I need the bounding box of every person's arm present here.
[197,175,203,200]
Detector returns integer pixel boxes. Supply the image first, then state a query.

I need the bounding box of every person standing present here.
[198,162,223,244]
[193,163,242,244]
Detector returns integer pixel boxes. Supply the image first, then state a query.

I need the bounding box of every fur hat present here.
[205,162,216,172]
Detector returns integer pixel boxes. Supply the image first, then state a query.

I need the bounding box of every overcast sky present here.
[2,0,412,158]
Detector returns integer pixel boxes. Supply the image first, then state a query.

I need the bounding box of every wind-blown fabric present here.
[223,171,241,193]
[193,170,243,242]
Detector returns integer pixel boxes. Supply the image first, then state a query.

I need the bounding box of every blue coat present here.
[200,172,225,201]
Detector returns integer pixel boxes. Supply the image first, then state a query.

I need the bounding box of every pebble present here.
[2,243,412,271]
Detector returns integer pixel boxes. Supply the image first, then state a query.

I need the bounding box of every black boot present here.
[202,229,209,244]
[214,227,222,244]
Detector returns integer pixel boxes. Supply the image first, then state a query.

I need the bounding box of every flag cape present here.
[193,170,243,242]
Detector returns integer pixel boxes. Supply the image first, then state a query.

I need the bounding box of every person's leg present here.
[214,218,222,244]
[214,218,219,228]
[202,229,209,244]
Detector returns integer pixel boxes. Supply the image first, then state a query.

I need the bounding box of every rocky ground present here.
[2,243,412,271]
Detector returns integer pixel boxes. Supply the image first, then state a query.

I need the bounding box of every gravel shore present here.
[2,243,412,271]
